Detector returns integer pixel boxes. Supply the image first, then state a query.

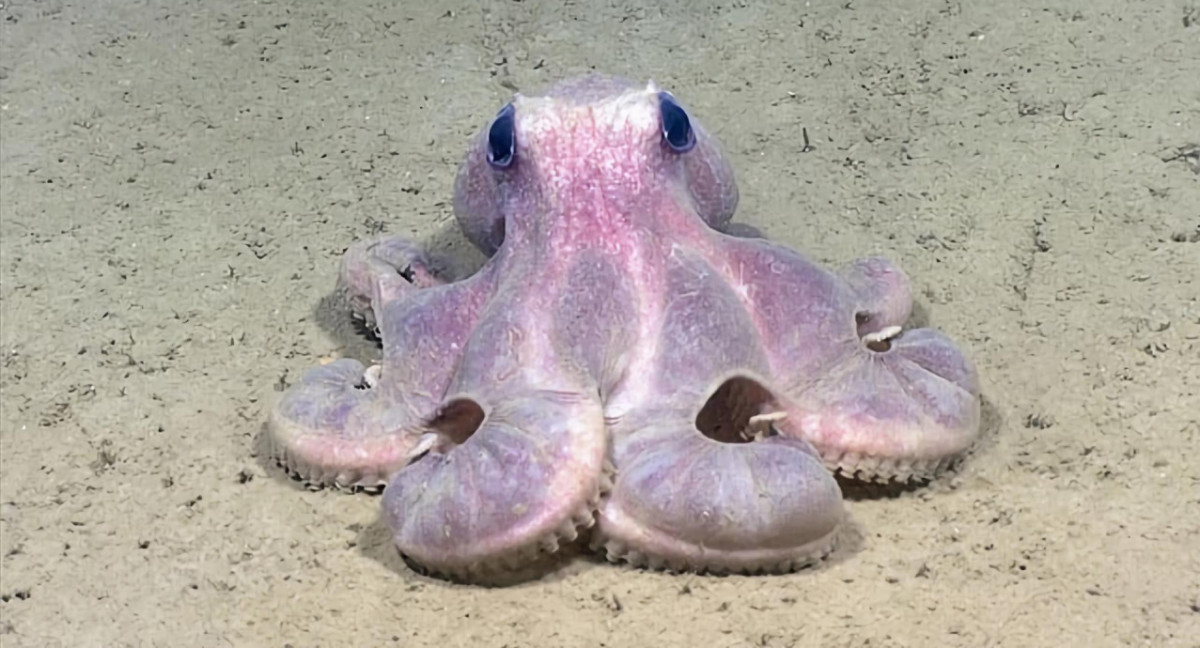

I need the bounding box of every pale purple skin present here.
[267,75,982,582]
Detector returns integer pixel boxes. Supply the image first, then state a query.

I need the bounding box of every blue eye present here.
[658,92,695,153]
[487,102,516,168]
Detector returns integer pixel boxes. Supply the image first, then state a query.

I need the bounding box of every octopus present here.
[267,75,981,583]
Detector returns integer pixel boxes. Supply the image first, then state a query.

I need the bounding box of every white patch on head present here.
[510,82,667,205]
[600,82,661,135]
[516,83,662,153]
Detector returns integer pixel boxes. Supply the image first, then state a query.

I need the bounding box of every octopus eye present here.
[487,102,516,168]
[658,91,696,153]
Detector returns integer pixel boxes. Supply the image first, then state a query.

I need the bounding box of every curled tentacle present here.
[792,328,982,482]
[340,235,457,330]
[267,359,423,489]
[269,266,491,490]
[596,403,842,574]
[780,257,980,481]
[382,388,609,582]
[727,248,980,483]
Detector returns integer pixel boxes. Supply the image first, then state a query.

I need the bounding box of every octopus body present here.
[268,76,981,582]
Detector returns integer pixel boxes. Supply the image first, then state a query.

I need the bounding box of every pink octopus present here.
[268,75,981,582]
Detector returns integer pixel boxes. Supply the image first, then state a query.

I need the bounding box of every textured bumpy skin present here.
[267,75,982,582]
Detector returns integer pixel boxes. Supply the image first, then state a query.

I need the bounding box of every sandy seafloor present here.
[1,0,1198,646]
